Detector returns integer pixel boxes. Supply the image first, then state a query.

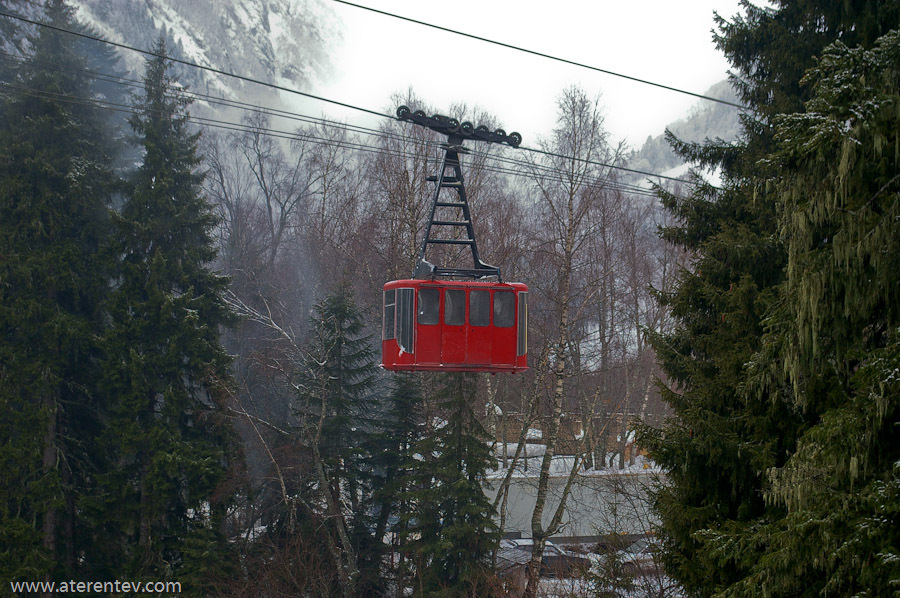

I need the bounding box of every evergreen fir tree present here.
[640,172,795,593]
[0,1,32,72]
[292,285,381,598]
[639,1,900,595]
[400,373,500,597]
[0,0,117,583]
[718,30,900,596]
[370,373,425,596]
[93,38,237,589]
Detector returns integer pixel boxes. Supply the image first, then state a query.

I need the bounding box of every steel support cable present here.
[0,82,529,188]
[0,9,393,120]
[466,146,653,188]
[1,11,714,189]
[0,50,454,152]
[466,150,661,196]
[0,81,396,156]
[0,73,664,197]
[332,0,745,108]
[1,55,662,194]
[515,145,693,186]
[1,79,663,198]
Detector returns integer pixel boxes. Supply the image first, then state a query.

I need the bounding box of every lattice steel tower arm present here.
[396,106,521,282]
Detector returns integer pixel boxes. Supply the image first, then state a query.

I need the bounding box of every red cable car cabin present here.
[382,279,527,373]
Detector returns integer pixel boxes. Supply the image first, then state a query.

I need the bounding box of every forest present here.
[2,0,900,597]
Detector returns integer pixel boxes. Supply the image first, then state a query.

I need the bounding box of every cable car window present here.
[445,289,465,325]
[397,288,414,353]
[470,290,490,326]
[494,291,515,328]
[418,288,439,325]
[383,289,396,340]
[517,291,528,355]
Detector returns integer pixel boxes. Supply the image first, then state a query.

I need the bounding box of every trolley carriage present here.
[381,279,527,372]
[381,107,528,373]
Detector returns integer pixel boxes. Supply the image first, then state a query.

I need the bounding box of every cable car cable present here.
[0,76,667,198]
[4,79,656,198]
[516,145,693,186]
[332,0,745,109]
[0,12,712,189]
[2,38,704,191]
[0,9,394,120]
[0,53,668,195]
[0,50,456,155]
[2,11,722,188]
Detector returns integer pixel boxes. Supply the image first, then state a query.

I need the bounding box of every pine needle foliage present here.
[639,2,900,596]
[94,38,237,588]
[719,30,900,597]
[0,0,117,583]
[295,286,379,481]
[399,373,500,597]
[369,373,425,595]
[291,285,381,597]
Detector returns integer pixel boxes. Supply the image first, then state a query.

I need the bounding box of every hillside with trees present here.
[629,79,741,176]
[2,1,899,597]
[1,2,679,596]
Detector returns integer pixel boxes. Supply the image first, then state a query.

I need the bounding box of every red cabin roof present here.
[381,279,528,373]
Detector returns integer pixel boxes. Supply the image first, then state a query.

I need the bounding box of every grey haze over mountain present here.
[73,0,339,106]
[630,80,741,177]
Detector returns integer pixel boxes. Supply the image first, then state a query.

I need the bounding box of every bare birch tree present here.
[517,86,625,598]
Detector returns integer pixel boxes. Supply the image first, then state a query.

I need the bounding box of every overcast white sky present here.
[310,0,747,150]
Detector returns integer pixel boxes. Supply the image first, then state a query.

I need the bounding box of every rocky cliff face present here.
[74,0,338,102]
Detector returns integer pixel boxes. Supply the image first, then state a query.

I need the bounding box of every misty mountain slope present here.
[630,80,741,176]
[74,0,338,102]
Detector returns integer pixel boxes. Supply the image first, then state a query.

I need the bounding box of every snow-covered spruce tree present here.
[0,0,118,584]
[719,30,900,596]
[291,285,381,598]
[94,38,238,589]
[399,373,500,597]
[638,1,900,595]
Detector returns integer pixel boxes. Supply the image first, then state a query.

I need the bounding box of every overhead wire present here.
[0,50,671,196]
[0,50,418,142]
[0,11,700,190]
[0,50,467,163]
[0,70,668,199]
[332,0,745,109]
[0,48,505,160]
[0,8,393,119]
[1,76,662,199]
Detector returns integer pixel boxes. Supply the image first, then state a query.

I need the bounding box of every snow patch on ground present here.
[488,454,660,479]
